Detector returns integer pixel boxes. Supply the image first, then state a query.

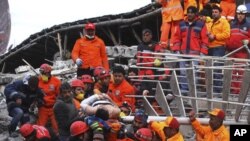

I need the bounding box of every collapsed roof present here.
[0,3,161,73]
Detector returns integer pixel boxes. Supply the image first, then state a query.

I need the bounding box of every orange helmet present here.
[81,75,94,83]
[20,123,35,137]
[39,63,52,73]
[85,23,95,30]
[70,121,89,136]
[71,79,84,88]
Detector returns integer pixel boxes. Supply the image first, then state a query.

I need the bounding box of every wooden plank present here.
[222,60,233,111]
[170,70,186,116]
[155,81,172,116]
[235,66,250,121]
[186,61,198,113]
[205,59,213,110]
[142,96,158,116]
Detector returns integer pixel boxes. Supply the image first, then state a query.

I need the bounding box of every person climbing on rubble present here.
[37,63,61,135]
[226,4,250,94]
[189,108,229,141]
[4,75,44,137]
[71,22,109,77]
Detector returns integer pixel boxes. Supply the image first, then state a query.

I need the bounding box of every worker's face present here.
[187,12,196,22]
[113,73,124,85]
[85,29,95,39]
[209,115,222,131]
[237,13,246,23]
[212,9,221,20]
[142,32,152,43]
[61,89,72,102]
[100,76,111,86]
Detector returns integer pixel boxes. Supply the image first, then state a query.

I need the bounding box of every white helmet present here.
[236,5,248,14]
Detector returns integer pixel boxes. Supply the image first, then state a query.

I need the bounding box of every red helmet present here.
[81,75,94,83]
[71,79,84,88]
[40,63,52,73]
[98,70,110,79]
[85,23,95,30]
[134,128,153,141]
[70,121,89,136]
[20,123,35,137]
[93,66,105,77]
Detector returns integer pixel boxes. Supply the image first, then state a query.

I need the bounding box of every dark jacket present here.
[4,79,44,112]
[53,96,79,136]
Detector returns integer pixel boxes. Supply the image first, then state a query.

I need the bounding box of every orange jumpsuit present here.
[191,119,230,141]
[71,36,109,70]
[220,0,236,21]
[108,79,135,110]
[37,76,61,134]
[156,0,184,49]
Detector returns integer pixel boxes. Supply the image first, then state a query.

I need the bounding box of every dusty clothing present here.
[207,18,230,48]
[71,36,109,70]
[167,132,184,141]
[108,79,135,110]
[53,96,79,137]
[191,119,230,141]
[172,19,208,55]
[4,79,44,112]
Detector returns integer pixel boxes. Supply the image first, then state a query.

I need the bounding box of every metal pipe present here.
[121,116,248,125]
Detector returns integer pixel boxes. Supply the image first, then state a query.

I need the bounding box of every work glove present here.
[90,121,103,132]
[76,58,83,66]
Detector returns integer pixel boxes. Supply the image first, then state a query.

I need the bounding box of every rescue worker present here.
[81,74,94,98]
[69,121,90,141]
[93,69,112,94]
[71,79,85,102]
[172,6,208,93]
[189,108,230,141]
[155,0,184,49]
[207,4,230,93]
[163,117,184,141]
[4,75,44,137]
[220,0,236,21]
[53,82,80,141]
[107,66,135,110]
[37,63,61,134]
[123,109,149,139]
[71,22,109,77]
[149,116,184,141]
[226,4,250,94]
[20,123,51,141]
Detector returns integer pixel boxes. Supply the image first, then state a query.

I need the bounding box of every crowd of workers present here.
[3,0,250,140]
